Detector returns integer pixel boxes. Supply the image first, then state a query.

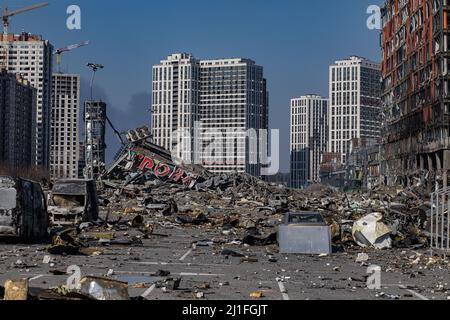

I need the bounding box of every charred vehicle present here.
[0,177,49,241]
[48,180,99,225]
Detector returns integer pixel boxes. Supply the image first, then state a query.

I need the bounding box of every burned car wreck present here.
[0,177,49,241]
[48,180,99,225]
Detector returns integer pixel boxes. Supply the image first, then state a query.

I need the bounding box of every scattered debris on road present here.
[0,130,447,300]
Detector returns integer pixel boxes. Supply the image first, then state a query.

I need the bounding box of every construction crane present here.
[1,2,49,70]
[2,2,48,35]
[54,41,90,72]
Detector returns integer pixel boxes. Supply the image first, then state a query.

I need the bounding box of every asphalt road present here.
[0,225,449,301]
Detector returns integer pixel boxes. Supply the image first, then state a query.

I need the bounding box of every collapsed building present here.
[346,138,382,190]
[0,125,437,254]
[95,128,433,251]
[381,0,450,189]
[1,123,448,301]
[102,127,208,189]
[84,101,107,180]
[319,152,346,188]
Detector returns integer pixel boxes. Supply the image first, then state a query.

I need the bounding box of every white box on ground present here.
[278,212,332,255]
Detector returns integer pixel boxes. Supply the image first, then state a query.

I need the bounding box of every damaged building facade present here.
[381,0,450,188]
[84,101,107,180]
[346,138,382,190]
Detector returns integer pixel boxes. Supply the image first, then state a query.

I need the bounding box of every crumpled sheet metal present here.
[352,213,392,249]
[80,276,129,300]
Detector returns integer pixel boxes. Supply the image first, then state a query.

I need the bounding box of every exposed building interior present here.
[381,0,450,190]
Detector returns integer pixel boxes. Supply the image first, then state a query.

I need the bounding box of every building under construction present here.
[381,0,450,189]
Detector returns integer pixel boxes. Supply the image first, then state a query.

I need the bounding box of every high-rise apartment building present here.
[0,71,36,171]
[381,0,450,187]
[151,53,200,163]
[290,95,328,189]
[152,53,269,177]
[50,73,80,180]
[199,58,268,176]
[328,56,381,165]
[0,32,53,168]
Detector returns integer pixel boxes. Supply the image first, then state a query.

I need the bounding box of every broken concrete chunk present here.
[238,219,257,230]
[250,291,264,299]
[195,292,205,299]
[356,253,370,263]
[42,255,51,264]
[3,279,28,300]
[159,278,181,291]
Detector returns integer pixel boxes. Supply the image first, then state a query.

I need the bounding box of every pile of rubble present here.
[0,131,441,300]
[292,184,430,249]
[94,177,430,250]
[1,132,433,254]
[73,135,430,253]
[42,133,430,255]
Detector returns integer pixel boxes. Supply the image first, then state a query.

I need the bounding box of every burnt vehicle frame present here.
[0,176,49,241]
[48,179,99,225]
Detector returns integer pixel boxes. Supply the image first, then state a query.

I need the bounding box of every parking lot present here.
[1,225,449,300]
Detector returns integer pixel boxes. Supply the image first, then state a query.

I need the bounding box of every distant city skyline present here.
[6,0,383,171]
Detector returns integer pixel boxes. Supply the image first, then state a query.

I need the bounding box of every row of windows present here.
[291,98,327,107]
[331,92,359,106]
[331,66,360,82]
[330,117,359,130]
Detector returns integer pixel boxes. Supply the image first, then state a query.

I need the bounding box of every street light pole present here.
[87,63,104,101]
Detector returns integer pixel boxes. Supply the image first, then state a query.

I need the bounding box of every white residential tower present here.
[290,95,328,189]
[328,56,381,164]
[152,53,268,177]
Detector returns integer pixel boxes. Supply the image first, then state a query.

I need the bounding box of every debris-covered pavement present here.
[1,135,449,301]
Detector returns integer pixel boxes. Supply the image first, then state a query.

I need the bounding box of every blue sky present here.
[8,0,383,171]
